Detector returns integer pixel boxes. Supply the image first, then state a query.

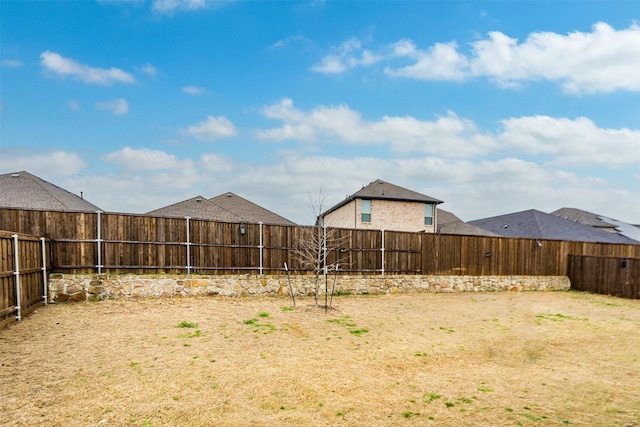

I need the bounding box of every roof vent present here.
[196,198,202,202]
[503,225,509,229]
[11,174,20,178]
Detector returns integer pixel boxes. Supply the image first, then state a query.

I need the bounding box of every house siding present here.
[323,198,436,232]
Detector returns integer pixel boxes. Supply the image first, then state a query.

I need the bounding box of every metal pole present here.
[97,211,103,274]
[41,237,48,305]
[381,229,385,276]
[185,217,191,275]
[259,222,263,275]
[12,234,21,321]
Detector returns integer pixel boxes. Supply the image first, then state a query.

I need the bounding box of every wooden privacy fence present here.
[0,230,51,329]
[568,255,639,299]
[1,208,639,277]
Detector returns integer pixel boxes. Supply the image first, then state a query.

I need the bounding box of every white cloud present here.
[310,37,382,74]
[183,115,238,141]
[103,147,193,171]
[68,100,80,111]
[257,99,640,167]
[40,51,135,85]
[96,98,129,115]
[0,149,89,177]
[182,85,205,95]
[152,0,229,13]
[314,22,640,94]
[497,116,640,166]
[141,63,159,79]
[1,59,23,67]
[270,35,313,49]
[4,144,637,224]
[469,22,640,94]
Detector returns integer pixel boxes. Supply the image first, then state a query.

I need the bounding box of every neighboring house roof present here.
[320,179,443,218]
[551,207,640,243]
[146,195,242,222]
[469,209,638,244]
[0,170,102,212]
[209,192,297,226]
[147,192,296,226]
[436,208,501,236]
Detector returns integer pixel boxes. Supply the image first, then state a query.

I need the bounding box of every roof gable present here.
[470,209,637,244]
[0,171,102,212]
[146,195,242,222]
[209,192,296,226]
[321,179,443,217]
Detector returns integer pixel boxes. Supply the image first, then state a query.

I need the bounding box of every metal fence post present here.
[381,229,385,276]
[259,222,263,275]
[185,216,191,275]
[12,234,21,321]
[96,210,103,274]
[41,237,48,305]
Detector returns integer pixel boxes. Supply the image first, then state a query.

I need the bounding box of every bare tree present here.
[293,187,350,309]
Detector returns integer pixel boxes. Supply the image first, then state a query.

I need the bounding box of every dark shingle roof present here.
[551,207,640,243]
[551,207,616,229]
[436,208,501,236]
[321,179,443,217]
[147,193,296,226]
[469,209,638,244]
[209,192,296,226]
[146,195,242,222]
[0,171,102,212]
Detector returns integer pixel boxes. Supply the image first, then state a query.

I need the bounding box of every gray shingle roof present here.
[209,192,297,226]
[146,195,242,222]
[0,171,102,212]
[551,207,640,243]
[147,193,296,226]
[321,179,443,217]
[551,207,616,229]
[436,208,501,236]
[469,209,638,244]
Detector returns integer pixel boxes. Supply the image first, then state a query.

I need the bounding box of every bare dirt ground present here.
[1,291,639,427]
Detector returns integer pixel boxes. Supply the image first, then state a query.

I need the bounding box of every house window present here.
[361,199,372,223]
[424,204,434,226]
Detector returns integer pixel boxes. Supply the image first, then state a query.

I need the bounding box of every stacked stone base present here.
[48,274,570,302]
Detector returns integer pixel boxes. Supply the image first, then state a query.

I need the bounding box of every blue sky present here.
[1,0,639,225]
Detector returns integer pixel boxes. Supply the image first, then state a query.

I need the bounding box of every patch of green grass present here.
[281,306,294,311]
[258,312,270,318]
[415,352,428,357]
[402,411,419,418]
[243,318,276,334]
[439,326,455,333]
[445,402,455,408]
[178,329,202,338]
[349,328,369,337]
[536,313,587,322]
[424,393,441,403]
[176,321,198,328]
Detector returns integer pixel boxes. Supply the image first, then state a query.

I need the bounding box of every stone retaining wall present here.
[49,273,570,302]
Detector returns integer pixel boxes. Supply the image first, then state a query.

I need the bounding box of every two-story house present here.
[318,179,443,232]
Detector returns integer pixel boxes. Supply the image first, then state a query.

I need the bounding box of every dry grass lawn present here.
[1,291,639,427]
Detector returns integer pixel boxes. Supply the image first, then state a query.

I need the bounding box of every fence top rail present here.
[0,230,48,241]
[569,254,640,260]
